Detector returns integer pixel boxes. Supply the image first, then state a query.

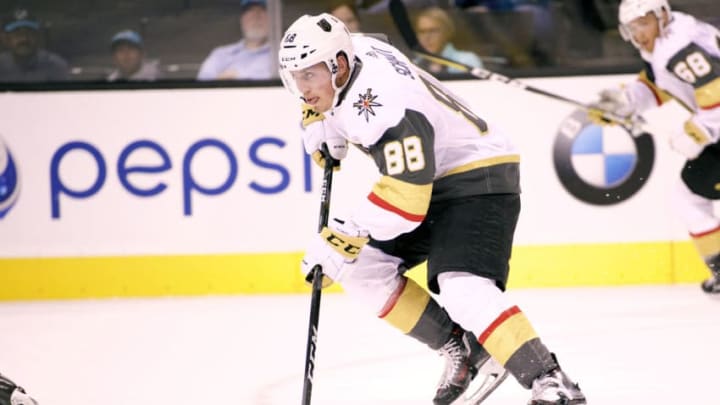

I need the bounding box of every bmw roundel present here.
[553,109,655,205]
[0,136,20,219]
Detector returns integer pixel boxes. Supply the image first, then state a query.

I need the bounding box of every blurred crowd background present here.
[0,0,717,87]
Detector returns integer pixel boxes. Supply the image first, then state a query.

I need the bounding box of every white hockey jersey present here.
[626,12,720,135]
[321,35,520,241]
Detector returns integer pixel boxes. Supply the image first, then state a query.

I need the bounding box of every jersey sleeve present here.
[350,109,436,241]
[627,64,673,112]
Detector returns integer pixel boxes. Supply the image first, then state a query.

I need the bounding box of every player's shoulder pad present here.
[338,86,407,146]
[661,12,715,59]
[336,57,414,146]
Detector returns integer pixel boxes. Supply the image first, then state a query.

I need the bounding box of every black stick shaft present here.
[300,266,323,405]
[301,147,338,405]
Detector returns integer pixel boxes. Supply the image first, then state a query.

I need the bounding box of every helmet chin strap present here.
[659,10,672,35]
[329,55,355,112]
[329,74,345,111]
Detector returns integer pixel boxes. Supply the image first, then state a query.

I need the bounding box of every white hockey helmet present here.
[278,13,355,104]
[618,0,672,45]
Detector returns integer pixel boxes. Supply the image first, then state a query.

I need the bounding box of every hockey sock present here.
[378,277,454,350]
[690,225,720,275]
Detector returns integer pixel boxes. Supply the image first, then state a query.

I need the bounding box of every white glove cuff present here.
[325,136,348,160]
[301,122,348,161]
[670,117,715,160]
[302,121,326,155]
[598,88,636,118]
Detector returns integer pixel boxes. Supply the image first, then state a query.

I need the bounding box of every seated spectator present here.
[455,0,556,66]
[362,0,447,13]
[196,0,272,80]
[328,1,362,33]
[0,9,68,82]
[413,6,483,73]
[107,30,161,82]
[456,0,521,10]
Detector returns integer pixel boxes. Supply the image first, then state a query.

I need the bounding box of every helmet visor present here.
[622,13,657,36]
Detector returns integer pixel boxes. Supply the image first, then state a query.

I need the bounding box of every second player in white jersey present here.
[591,0,720,295]
[621,10,720,134]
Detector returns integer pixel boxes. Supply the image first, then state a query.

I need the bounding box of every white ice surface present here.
[1,284,718,405]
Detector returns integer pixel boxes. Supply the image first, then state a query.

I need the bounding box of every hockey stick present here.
[387,0,644,132]
[301,145,339,405]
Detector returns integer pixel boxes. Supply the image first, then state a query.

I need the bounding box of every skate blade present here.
[461,358,509,405]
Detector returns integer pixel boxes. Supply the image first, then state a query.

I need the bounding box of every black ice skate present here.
[10,388,38,405]
[433,327,508,405]
[0,374,38,405]
[528,358,586,405]
[701,272,720,294]
[433,327,478,405]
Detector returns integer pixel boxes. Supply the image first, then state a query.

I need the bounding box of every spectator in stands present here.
[107,30,161,82]
[362,0,447,13]
[196,0,272,80]
[413,6,483,73]
[454,0,556,66]
[328,1,362,33]
[0,8,68,82]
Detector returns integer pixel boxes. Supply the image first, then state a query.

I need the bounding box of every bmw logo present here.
[553,109,655,205]
[0,136,20,218]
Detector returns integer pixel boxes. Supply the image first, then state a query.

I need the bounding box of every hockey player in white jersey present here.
[590,0,720,294]
[0,374,37,405]
[279,13,586,405]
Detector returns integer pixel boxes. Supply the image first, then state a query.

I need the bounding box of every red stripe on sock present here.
[691,224,720,238]
[378,277,408,318]
[701,102,720,110]
[478,305,521,344]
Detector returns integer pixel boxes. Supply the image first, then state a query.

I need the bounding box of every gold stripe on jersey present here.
[378,277,431,333]
[432,160,520,201]
[441,154,521,178]
[368,175,432,222]
[638,71,672,105]
[478,306,538,366]
[695,77,720,109]
[691,225,720,258]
